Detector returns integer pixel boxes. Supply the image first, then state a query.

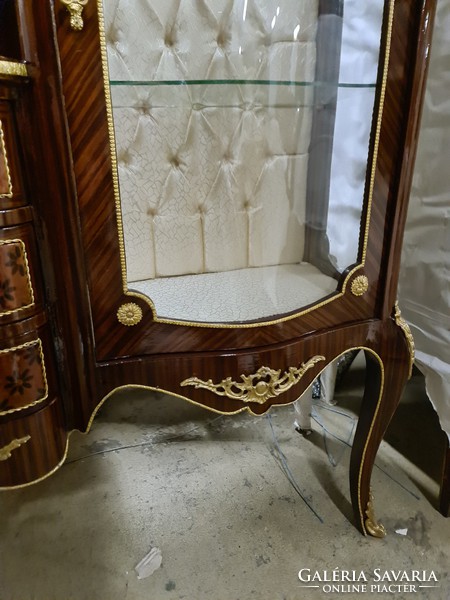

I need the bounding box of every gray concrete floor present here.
[1,358,449,600]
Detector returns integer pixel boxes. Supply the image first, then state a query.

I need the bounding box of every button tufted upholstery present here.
[105,0,319,286]
[104,1,337,320]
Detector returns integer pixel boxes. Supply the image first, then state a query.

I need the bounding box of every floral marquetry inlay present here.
[0,339,48,415]
[0,240,34,316]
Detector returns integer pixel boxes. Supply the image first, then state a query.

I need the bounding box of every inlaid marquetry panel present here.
[0,339,48,416]
[0,239,34,316]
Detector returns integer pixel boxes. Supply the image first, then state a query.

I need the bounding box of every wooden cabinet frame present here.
[0,0,438,537]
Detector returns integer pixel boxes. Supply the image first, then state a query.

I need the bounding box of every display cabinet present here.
[0,0,437,537]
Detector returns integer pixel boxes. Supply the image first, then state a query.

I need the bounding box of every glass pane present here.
[103,0,385,323]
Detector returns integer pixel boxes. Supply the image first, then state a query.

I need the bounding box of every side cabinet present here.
[0,70,66,487]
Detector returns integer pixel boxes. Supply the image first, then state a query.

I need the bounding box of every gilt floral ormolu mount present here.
[0,0,435,538]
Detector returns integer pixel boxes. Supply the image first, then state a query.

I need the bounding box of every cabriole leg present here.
[349,324,411,536]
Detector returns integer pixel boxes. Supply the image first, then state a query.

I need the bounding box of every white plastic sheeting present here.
[399,0,450,442]
[328,0,384,271]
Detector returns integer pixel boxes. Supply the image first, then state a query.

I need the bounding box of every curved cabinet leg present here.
[349,324,411,536]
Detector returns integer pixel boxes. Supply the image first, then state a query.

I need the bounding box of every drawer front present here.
[0,223,43,324]
[0,237,34,316]
[0,337,47,416]
[0,397,67,488]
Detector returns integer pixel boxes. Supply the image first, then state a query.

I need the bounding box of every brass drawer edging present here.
[0,61,27,78]
[0,435,31,461]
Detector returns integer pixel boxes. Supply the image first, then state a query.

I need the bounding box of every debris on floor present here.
[134,546,163,579]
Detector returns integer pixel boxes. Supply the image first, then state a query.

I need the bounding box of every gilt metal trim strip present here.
[0,435,31,461]
[181,356,326,404]
[0,60,27,78]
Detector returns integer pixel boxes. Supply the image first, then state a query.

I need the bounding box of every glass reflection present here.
[104,0,384,323]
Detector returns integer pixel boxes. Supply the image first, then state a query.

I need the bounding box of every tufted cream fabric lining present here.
[112,92,313,281]
[131,262,336,323]
[105,0,318,286]
[104,0,318,82]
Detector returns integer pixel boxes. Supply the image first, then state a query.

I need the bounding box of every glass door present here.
[100,0,386,323]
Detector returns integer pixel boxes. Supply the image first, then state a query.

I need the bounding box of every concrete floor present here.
[1,359,449,600]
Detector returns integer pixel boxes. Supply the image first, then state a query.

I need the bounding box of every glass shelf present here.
[110,80,377,110]
[110,79,377,88]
